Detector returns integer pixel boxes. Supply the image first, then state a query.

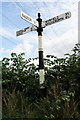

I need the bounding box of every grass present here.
[2,87,80,119]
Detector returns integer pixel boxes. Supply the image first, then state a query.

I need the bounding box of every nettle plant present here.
[2,44,80,118]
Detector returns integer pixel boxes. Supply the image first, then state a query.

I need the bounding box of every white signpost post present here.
[16,11,71,89]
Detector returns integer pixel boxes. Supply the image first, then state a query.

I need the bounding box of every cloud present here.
[0,48,10,54]
[0,48,10,60]
[10,41,34,55]
[0,27,37,58]
[2,0,79,2]
[0,27,16,40]
[0,27,38,57]
[43,28,77,57]
[1,1,79,59]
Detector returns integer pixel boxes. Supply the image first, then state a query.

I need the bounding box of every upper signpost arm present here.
[21,11,38,27]
[42,12,71,28]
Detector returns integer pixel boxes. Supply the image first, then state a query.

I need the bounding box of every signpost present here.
[16,11,71,87]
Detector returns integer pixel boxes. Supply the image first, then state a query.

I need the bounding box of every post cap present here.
[38,13,41,18]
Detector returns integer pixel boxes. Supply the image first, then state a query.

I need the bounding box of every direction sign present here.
[21,11,38,27]
[16,11,71,86]
[16,25,37,36]
[42,12,71,27]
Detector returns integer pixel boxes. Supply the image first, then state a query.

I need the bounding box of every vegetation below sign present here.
[2,44,80,119]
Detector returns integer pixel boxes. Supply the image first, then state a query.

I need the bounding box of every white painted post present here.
[37,13,45,86]
[38,35,45,85]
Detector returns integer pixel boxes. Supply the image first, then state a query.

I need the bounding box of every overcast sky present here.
[0,0,79,59]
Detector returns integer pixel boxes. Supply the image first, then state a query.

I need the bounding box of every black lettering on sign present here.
[23,27,29,32]
[16,30,23,36]
[22,13,32,22]
[53,17,57,23]
[58,17,64,21]
[65,12,70,19]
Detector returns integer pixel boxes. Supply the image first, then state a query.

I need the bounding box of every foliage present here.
[2,44,80,119]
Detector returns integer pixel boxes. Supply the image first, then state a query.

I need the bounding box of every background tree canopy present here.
[2,44,80,119]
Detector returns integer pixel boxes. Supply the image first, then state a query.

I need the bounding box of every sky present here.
[0,0,79,60]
